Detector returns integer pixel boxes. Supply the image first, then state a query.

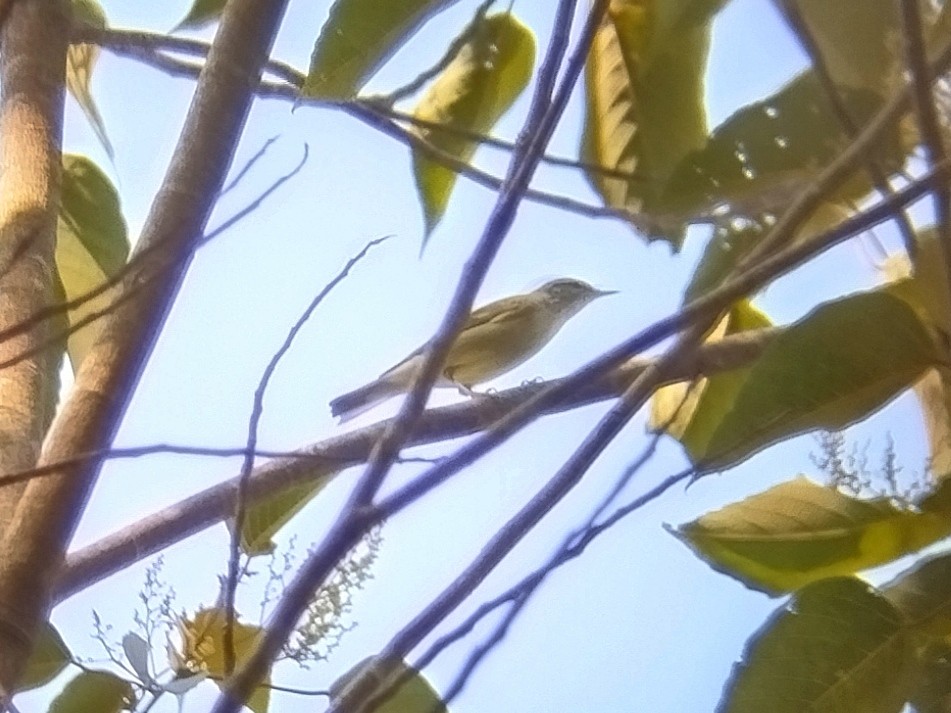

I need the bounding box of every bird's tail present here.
[330,376,401,422]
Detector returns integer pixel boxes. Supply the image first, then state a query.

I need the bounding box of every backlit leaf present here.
[411,12,535,238]
[173,0,226,31]
[67,0,113,160]
[884,551,951,638]
[236,468,337,555]
[674,476,951,594]
[331,656,448,713]
[650,300,771,460]
[718,578,912,713]
[695,290,941,471]
[19,622,71,692]
[580,0,725,248]
[176,608,270,713]
[49,671,133,713]
[303,0,459,99]
[56,155,130,373]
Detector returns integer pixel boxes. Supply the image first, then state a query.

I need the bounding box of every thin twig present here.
[774,0,920,262]
[221,135,280,197]
[220,236,388,675]
[899,0,951,299]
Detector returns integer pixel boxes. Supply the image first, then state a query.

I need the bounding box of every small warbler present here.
[330,278,616,421]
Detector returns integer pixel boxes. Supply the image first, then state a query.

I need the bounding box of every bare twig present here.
[221,236,388,675]
[899,0,951,300]
[774,0,920,262]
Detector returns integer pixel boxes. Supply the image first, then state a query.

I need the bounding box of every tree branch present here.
[54,326,775,601]
[0,0,70,687]
[0,0,290,693]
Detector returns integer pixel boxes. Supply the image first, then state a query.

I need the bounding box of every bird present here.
[330,278,616,421]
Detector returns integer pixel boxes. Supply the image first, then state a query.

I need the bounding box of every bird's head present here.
[539,278,617,317]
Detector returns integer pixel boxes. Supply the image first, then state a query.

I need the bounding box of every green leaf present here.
[718,578,912,713]
[693,290,941,471]
[650,300,771,456]
[19,622,71,692]
[48,671,133,713]
[580,0,725,248]
[303,0,459,99]
[673,476,951,594]
[56,154,130,373]
[331,656,448,713]
[236,469,337,556]
[177,608,270,713]
[67,0,113,160]
[173,0,226,31]
[884,552,951,638]
[792,0,900,92]
[411,12,535,238]
[658,72,908,235]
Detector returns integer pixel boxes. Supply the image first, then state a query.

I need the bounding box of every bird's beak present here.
[594,289,619,298]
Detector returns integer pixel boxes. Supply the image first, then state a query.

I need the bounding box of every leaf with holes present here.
[67,0,113,159]
[56,155,130,373]
[719,578,913,713]
[303,0,460,99]
[411,12,535,239]
[674,476,951,594]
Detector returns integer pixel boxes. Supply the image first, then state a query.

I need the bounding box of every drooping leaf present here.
[718,578,912,713]
[410,12,535,238]
[650,300,771,459]
[176,608,270,713]
[656,71,909,242]
[693,290,941,471]
[673,476,951,594]
[173,0,226,31]
[56,154,130,373]
[48,671,133,713]
[19,622,71,692]
[236,468,337,556]
[303,0,460,99]
[580,0,725,248]
[331,656,448,713]
[792,0,901,92]
[67,0,114,160]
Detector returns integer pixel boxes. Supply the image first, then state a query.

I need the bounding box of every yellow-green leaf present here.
[19,622,71,692]
[176,608,270,713]
[303,0,458,99]
[56,154,130,373]
[173,0,226,31]
[719,578,913,713]
[236,468,337,556]
[580,0,723,248]
[49,671,133,713]
[659,72,908,238]
[694,290,942,471]
[793,0,900,92]
[650,300,771,458]
[331,656,448,713]
[411,12,535,238]
[674,476,951,594]
[67,0,113,160]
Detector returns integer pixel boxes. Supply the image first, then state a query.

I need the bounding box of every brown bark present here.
[0,0,69,688]
[0,0,288,691]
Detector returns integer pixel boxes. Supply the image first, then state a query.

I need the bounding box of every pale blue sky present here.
[19,1,934,711]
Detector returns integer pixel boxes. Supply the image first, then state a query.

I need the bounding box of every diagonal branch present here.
[0,0,291,693]
[0,0,70,687]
